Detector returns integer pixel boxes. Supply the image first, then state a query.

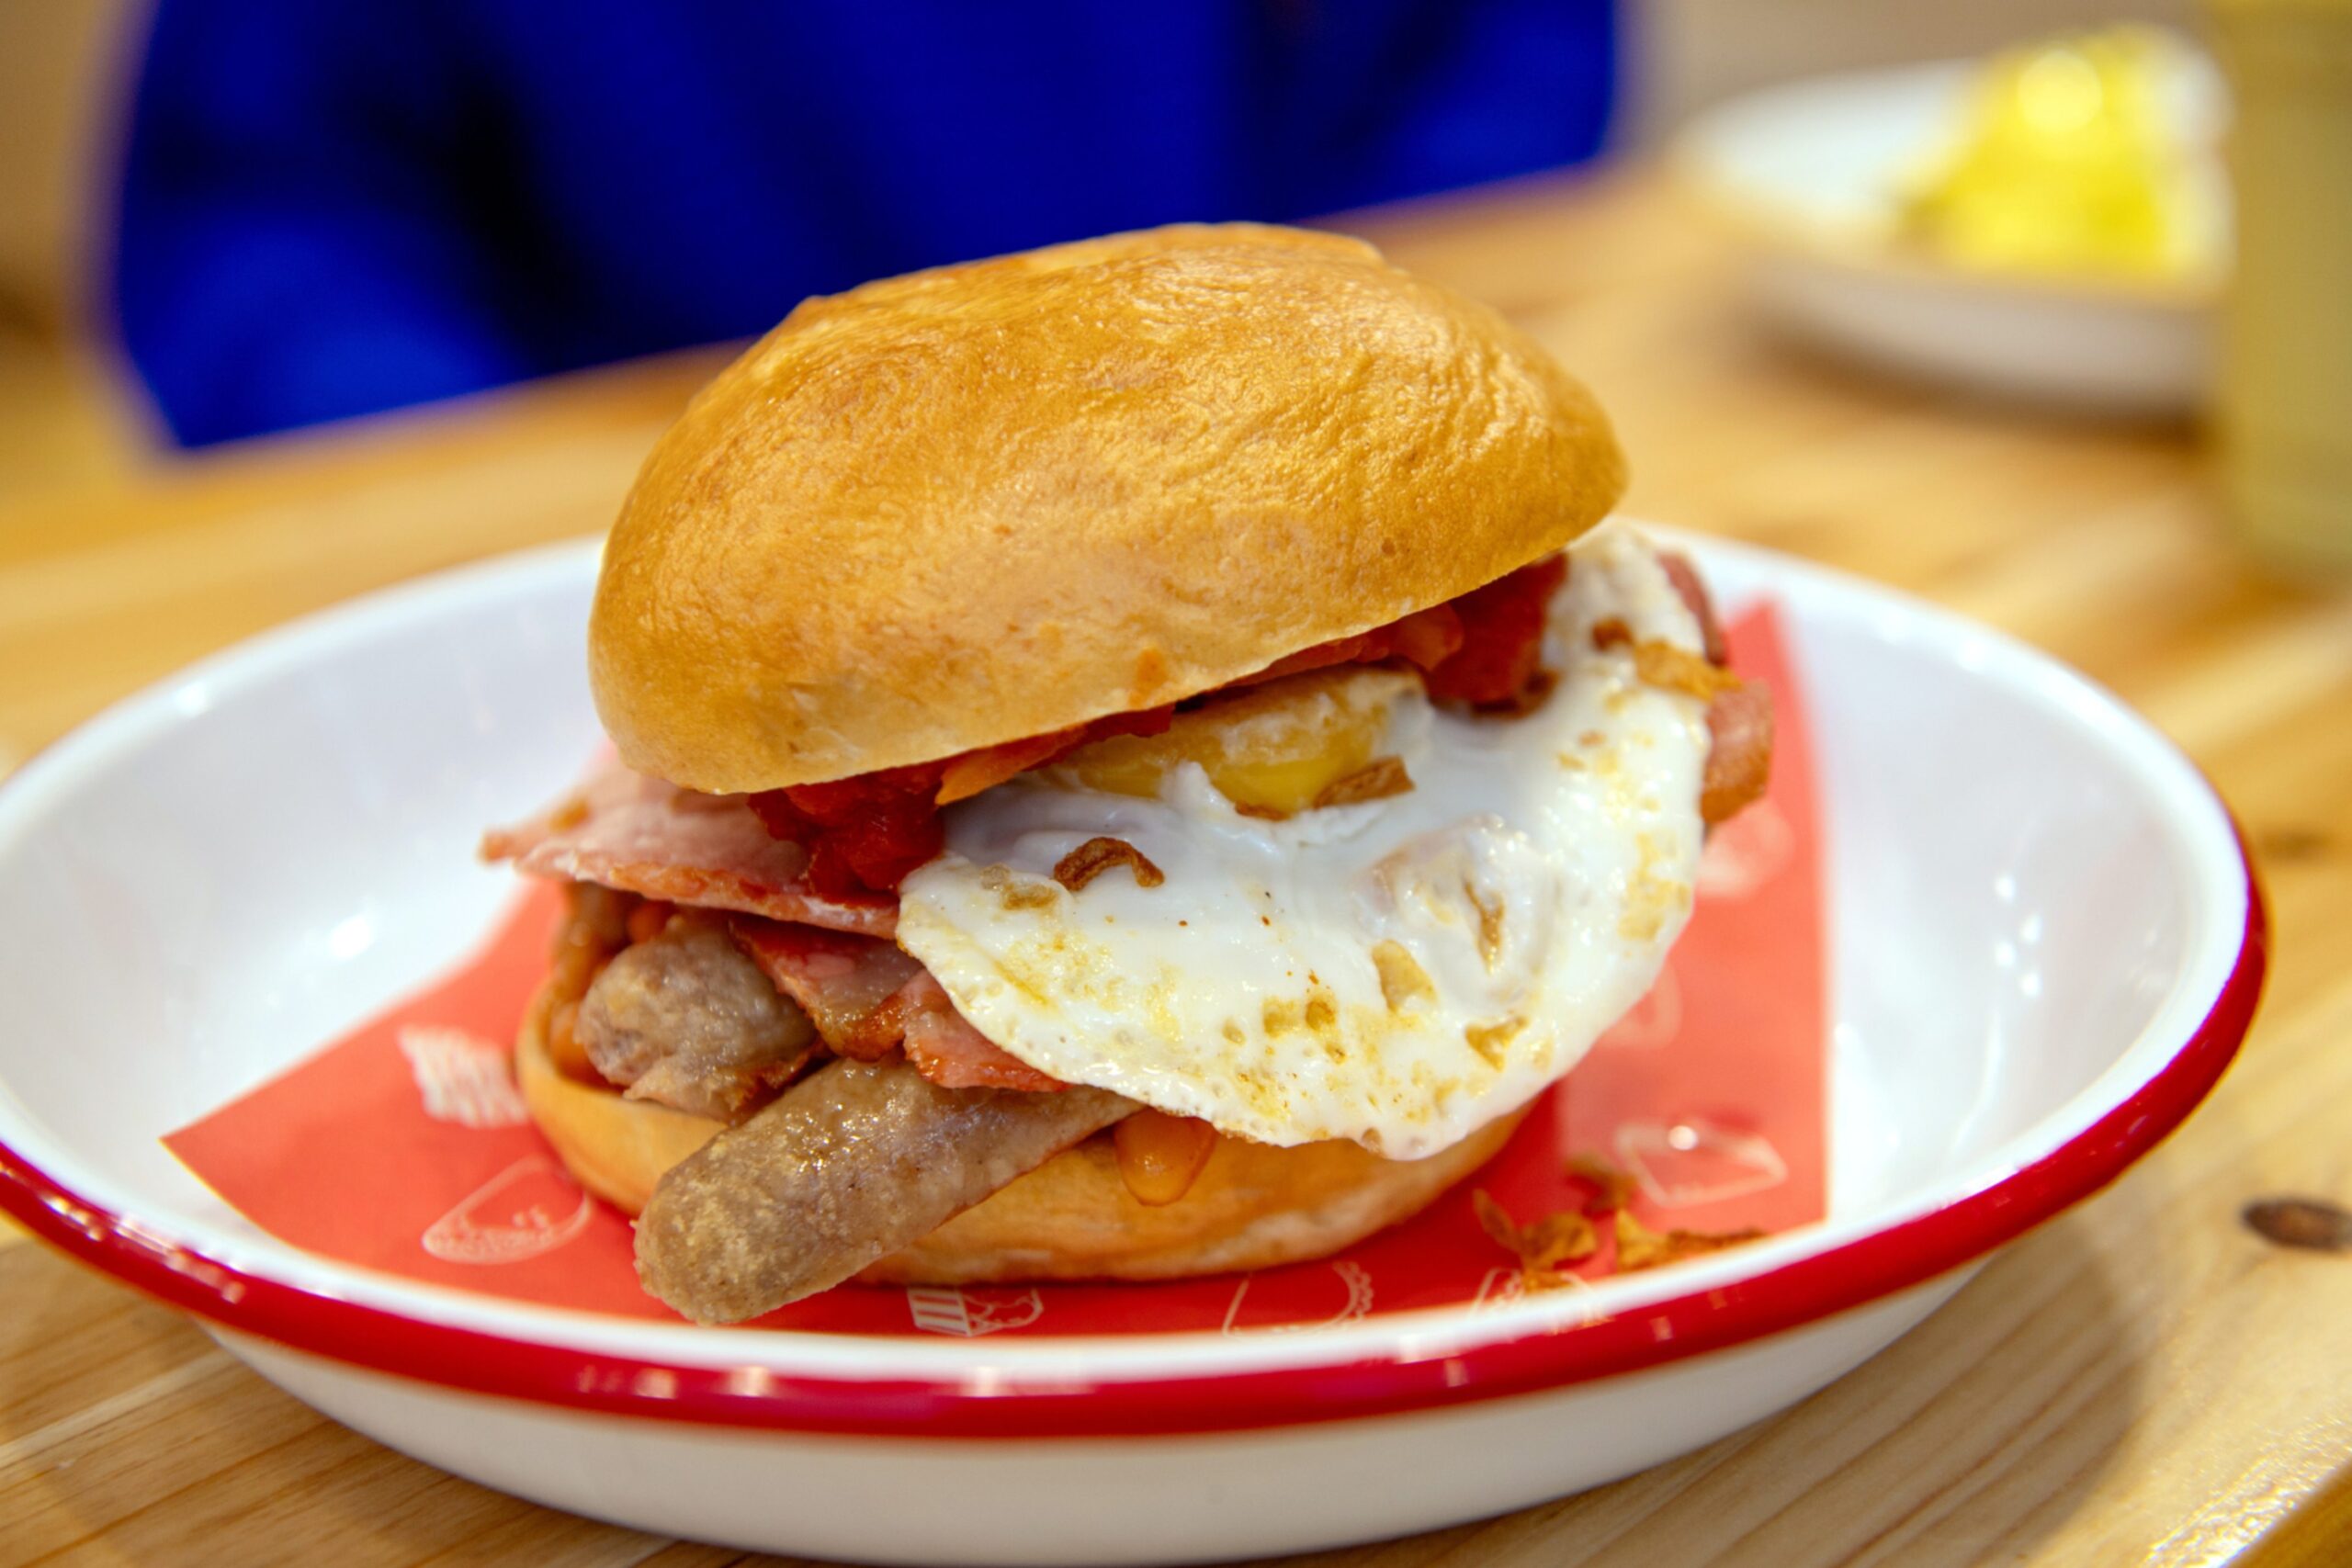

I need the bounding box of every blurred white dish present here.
[0,530,2261,1564]
[1677,56,2228,415]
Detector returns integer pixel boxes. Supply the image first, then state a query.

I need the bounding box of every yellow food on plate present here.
[1899,28,2219,283]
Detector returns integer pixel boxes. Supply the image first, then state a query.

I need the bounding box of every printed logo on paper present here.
[1613,1118,1790,1208]
[421,1155,594,1264]
[1221,1261,1374,1335]
[1473,1266,1527,1310]
[399,1024,530,1128]
[1470,1266,1604,1330]
[906,1286,1046,1337]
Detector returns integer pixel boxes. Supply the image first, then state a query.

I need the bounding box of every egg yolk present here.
[1052,667,1415,818]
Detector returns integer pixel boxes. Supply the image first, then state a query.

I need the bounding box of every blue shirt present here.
[113,1,1617,446]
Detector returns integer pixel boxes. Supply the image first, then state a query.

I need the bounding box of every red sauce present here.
[749,762,948,901]
[747,704,1184,900]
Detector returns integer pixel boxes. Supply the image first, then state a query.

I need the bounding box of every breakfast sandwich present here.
[482,224,1773,1325]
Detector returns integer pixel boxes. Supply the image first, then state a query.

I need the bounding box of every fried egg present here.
[895,524,1712,1159]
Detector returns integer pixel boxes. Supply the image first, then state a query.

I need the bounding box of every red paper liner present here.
[168,604,1823,1336]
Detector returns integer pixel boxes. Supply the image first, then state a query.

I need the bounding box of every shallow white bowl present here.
[1676,58,2228,416]
[0,529,2261,1565]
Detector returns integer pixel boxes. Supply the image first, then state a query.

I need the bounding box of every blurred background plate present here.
[1675,53,2228,416]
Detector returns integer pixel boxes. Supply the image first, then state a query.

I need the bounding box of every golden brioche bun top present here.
[592,223,1625,792]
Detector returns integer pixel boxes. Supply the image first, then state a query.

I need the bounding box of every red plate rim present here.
[0,844,2265,1438]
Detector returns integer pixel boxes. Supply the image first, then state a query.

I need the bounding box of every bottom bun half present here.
[514,979,1529,1285]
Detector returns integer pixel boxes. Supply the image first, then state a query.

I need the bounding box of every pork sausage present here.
[576,915,817,1120]
[636,1058,1133,1322]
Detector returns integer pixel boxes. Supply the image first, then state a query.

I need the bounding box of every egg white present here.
[895,524,1713,1159]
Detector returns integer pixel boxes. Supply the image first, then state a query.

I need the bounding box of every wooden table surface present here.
[2,166,2347,1568]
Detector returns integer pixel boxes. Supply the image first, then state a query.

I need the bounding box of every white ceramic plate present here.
[1675,57,2229,415]
[0,529,2261,1565]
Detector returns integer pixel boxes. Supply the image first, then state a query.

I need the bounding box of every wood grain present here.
[1,167,2346,1566]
